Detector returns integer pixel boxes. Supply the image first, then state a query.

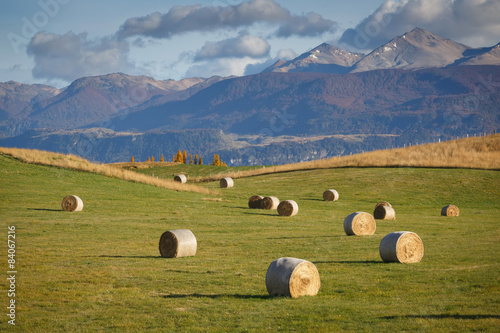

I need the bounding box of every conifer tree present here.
[194,154,198,165]
[131,156,134,163]
[147,157,151,162]
[189,154,193,164]
[199,156,203,165]
[183,150,187,164]
[160,154,164,162]
[151,156,155,162]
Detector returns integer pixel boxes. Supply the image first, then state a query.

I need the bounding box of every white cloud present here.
[117,0,336,40]
[27,31,135,83]
[195,33,270,60]
[339,0,500,50]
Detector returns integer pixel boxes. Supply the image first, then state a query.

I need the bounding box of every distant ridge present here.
[264,27,500,74]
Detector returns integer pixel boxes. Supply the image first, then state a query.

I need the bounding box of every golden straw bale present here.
[343,212,376,236]
[277,200,299,217]
[260,196,280,210]
[323,189,339,201]
[61,195,83,212]
[174,174,187,183]
[374,204,396,220]
[248,195,264,209]
[220,177,234,188]
[265,257,320,298]
[379,231,424,263]
[441,204,460,216]
[159,229,197,258]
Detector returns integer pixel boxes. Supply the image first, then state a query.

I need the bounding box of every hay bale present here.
[261,196,280,210]
[265,257,320,298]
[323,189,339,201]
[441,204,460,216]
[174,174,187,183]
[374,204,396,220]
[277,200,299,217]
[375,201,392,208]
[248,195,264,209]
[159,229,197,258]
[220,177,234,188]
[379,231,424,263]
[61,195,83,212]
[343,212,376,236]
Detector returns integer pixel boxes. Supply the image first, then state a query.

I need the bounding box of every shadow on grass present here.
[92,255,163,259]
[157,293,270,300]
[381,314,500,320]
[268,236,332,240]
[313,260,382,265]
[28,208,61,212]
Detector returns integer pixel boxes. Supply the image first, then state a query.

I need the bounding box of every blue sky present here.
[1,0,499,87]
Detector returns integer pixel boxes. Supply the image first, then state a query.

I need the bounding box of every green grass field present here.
[1,154,499,332]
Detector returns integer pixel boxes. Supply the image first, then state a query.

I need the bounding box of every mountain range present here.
[0,27,499,165]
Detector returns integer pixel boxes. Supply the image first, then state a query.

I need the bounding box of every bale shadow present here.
[381,314,500,320]
[157,293,270,300]
[28,208,61,212]
[91,255,163,259]
[268,236,332,240]
[313,260,382,265]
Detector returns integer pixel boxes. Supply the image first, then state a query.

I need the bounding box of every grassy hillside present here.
[0,152,499,331]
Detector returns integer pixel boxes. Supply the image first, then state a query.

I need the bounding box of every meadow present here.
[0,142,499,332]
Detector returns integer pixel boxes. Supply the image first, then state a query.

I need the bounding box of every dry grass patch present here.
[196,135,500,182]
[0,147,216,195]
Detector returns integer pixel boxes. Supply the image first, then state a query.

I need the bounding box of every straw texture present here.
[379,231,424,263]
[343,212,376,235]
[265,257,320,298]
[375,201,392,208]
[220,177,234,188]
[277,200,299,217]
[441,204,460,216]
[61,195,83,212]
[323,189,339,201]
[248,195,264,209]
[261,196,280,210]
[374,204,396,220]
[174,174,187,183]
[159,229,197,258]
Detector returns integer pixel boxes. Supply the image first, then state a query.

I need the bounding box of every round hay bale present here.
[343,212,376,236]
[323,189,339,201]
[159,229,197,258]
[220,177,234,188]
[174,174,187,183]
[265,257,320,298]
[441,204,460,216]
[374,205,396,220]
[277,200,299,217]
[260,196,280,210]
[248,195,264,209]
[375,201,392,208]
[61,195,83,212]
[379,231,424,263]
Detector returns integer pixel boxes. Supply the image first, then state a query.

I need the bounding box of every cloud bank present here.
[27,31,133,82]
[339,0,500,51]
[117,0,336,39]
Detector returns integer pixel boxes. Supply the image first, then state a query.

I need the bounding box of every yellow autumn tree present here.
[194,154,198,165]
[175,150,183,163]
[160,154,164,162]
[199,156,203,165]
[131,156,134,163]
[183,150,187,164]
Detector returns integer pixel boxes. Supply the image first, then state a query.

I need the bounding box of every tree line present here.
[130,150,227,166]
